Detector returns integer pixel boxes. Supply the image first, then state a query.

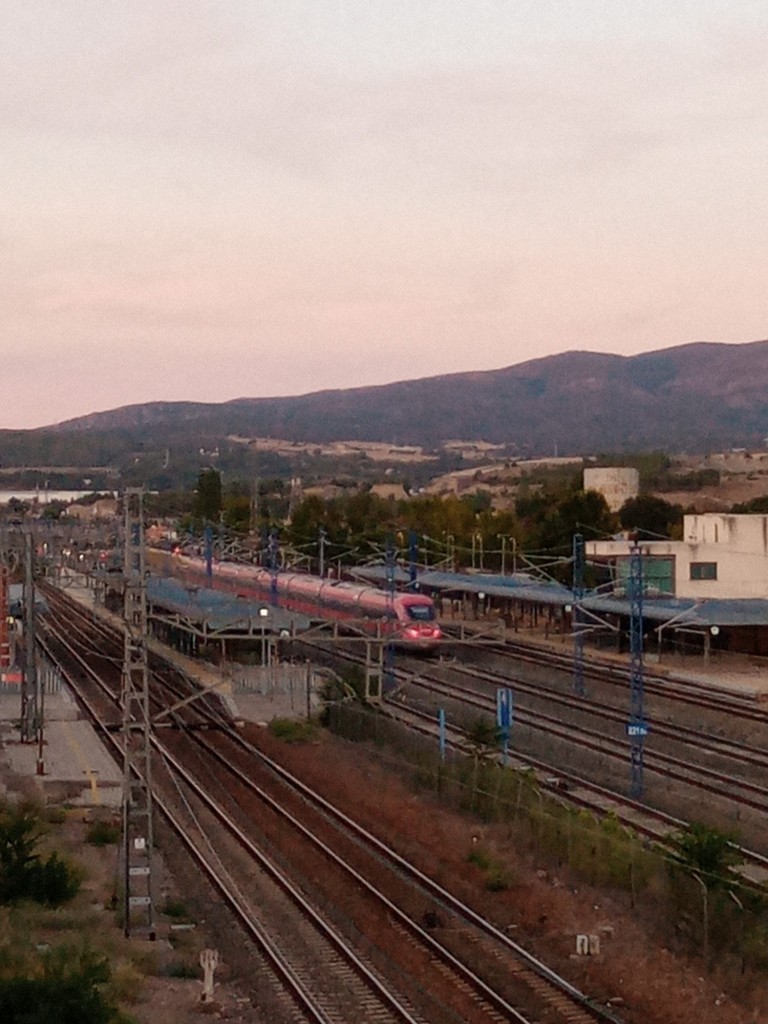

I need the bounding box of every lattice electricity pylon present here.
[121,488,156,939]
[627,543,648,800]
[571,533,586,697]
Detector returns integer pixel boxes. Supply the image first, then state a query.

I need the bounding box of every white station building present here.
[585,513,768,600]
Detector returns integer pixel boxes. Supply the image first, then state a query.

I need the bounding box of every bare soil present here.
[0,767,253,1023]
[243,723,767,1024]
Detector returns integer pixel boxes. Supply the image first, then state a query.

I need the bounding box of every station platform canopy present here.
[147,575,309,638]
[352,567,768,630]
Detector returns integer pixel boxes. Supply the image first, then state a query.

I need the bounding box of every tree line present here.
[171,468,686,580]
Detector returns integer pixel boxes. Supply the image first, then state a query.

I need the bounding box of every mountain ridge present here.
[16,338,768,457]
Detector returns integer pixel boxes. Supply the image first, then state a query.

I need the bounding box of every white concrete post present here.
[199,948,219,1003]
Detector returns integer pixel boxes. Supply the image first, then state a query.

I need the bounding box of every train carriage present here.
[148,549,442,652]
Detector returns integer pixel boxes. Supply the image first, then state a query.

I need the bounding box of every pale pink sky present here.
[2,1,767,428]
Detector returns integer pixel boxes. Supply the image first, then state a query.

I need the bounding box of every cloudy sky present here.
[3,1,766,428]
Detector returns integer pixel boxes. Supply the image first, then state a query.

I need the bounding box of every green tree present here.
[516,487,615,560]
[194,468,222,523]
[732,495,768,514]
[222,493,251,532]
[670,822,743,887]
[619,494,683,538]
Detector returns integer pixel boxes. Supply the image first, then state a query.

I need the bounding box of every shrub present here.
[268,718,315,743]
[0,801,81,907]
[162,961,199,979]
[0,945,121,1024]
[160,898,191,920]
[86,821,120,847]
[485,867,512,892]
[467,847,492,871]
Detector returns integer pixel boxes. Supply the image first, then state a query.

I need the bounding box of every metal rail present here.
[40,584,620,1024]
[37,619,426,1024]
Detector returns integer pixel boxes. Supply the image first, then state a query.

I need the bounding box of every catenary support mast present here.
[121,488,156,938]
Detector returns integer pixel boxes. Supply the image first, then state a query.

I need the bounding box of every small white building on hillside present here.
[586,513,768,600]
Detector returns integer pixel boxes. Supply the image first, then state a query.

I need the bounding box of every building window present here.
[690,562,717,581]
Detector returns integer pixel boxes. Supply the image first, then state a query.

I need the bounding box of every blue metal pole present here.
[496,687,513,766]
[627,544,648,798]
[204,525,213,584]
[438,708,446,762]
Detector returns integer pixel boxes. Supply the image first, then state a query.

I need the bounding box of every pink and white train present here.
[149,549,442,652]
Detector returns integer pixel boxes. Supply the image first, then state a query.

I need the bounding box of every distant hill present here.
[45,339,768,454]
[2,340,767,489]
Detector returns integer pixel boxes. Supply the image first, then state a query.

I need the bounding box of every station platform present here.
[45,577,306,730]
[0,687,122,806]
[444,615,768,700]
[61,574,768,705]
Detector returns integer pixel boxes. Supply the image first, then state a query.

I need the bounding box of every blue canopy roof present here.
[147,576,309,632]
[352,567,768,628]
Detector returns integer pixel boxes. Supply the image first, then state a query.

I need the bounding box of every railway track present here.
[38,582,623,1024]
[296,636,768,882]
[442,627,768,721]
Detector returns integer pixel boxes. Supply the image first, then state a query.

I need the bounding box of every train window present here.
[406,604,434,621]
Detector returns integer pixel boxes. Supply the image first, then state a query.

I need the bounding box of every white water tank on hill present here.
[583,467,639,512]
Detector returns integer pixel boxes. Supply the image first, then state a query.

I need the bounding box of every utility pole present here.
[287,476,302,522]
[269,530,279,605]
[20,529,39,744]
[408,529,418,586]
[627,543,648,799]
[384,533,396,692]
[572,534,586,697]
[249,478,259,536]
[121,488,156,939]
[0,561,10,673]
[318,527,326,578]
